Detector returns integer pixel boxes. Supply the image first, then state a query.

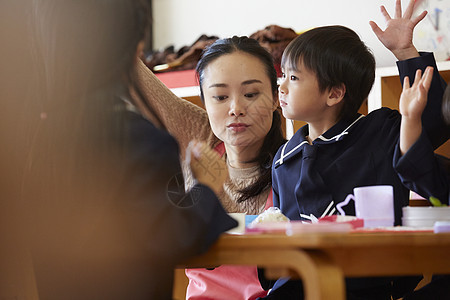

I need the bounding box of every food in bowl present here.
[249,207,289,227]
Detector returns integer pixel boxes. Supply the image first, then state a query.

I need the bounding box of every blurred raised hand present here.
[187,140,228,196]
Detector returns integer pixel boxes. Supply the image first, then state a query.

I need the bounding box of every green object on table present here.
[429,196,447,207]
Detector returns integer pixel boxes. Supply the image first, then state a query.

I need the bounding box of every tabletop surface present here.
[181,229,450,285]
[213,230,450,249]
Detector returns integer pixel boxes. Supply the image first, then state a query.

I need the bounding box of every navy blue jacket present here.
[272,53,448,226]
[265,53,448,299]
[394,130,449,205]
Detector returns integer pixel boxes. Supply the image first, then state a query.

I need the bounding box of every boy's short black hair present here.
[281,25,376,120]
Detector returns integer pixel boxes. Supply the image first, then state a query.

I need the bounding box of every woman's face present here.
[201,51,277,153]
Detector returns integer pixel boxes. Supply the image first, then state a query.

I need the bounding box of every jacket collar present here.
[275,114,364,168]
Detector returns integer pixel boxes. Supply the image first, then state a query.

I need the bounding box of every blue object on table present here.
[245,215,258,227]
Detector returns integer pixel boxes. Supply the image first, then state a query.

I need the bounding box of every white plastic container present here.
[402,206,450,227]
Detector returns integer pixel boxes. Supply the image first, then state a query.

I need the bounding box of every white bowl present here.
[402,218,438,227]
[402,206,450,219]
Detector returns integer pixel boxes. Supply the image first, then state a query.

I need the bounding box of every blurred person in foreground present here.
[3,0,237,299]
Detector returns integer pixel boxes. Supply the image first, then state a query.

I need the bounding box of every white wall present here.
[152,0,449,68]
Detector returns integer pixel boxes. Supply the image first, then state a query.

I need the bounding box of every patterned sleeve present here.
[131,59,217,158]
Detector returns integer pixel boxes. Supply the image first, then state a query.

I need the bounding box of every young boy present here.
[273,30,447,224]
[394,77,450,205]
[263,1,449,298]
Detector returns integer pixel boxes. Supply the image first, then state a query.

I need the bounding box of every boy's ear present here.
[327,84,346,107]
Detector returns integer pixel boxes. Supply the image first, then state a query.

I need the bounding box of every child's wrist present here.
[393,47,420,61]
[401,116,422,131]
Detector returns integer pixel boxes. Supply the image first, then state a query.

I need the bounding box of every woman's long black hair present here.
[196,36,286,202]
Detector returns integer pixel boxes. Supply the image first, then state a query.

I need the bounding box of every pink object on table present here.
[318,215,364,229]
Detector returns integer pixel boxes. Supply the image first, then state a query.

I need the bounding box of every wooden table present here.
[179,230,450,300]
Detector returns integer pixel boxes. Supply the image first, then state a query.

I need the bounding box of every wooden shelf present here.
[368,61,450,157]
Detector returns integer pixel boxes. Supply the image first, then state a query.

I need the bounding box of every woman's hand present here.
[187,141,228,196]
[369,0,427,61]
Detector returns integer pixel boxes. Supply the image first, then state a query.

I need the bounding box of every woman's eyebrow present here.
[208,83,228,88]
[242,79,263,86]
[208,79,262,88]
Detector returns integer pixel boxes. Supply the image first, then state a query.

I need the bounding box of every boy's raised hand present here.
[399,66,434,154]
[400,66,434,120]
[369,0,427,61]
[187,140,228,196]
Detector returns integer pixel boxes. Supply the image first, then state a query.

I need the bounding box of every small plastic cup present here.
[336,185,394,228]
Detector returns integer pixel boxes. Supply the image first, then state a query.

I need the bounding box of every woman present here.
[16,0,236,299]
[133,37,286,299]
[135,36,285,215]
